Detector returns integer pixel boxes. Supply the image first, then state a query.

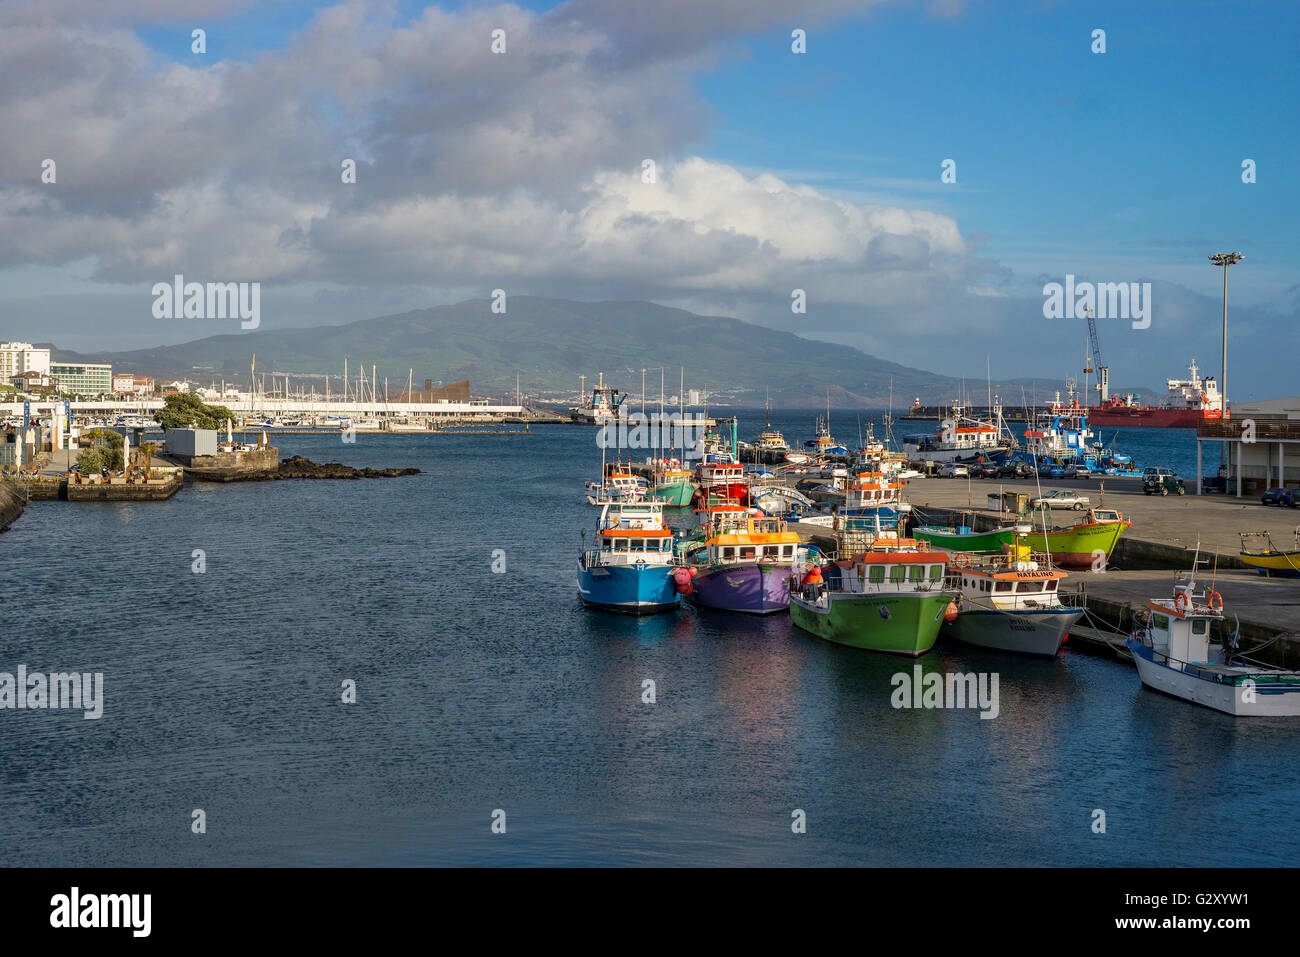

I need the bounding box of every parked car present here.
[997,461,1032,479]
[1142,467,1185,496]
[1066,463,1092,478]
[1030,489,1091,510]
[1261,487,1297,507]
[937,463,969,478]
[973,462,999,478]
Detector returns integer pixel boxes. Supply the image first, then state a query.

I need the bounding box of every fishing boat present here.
[685,514,807,614]
[903,399,1011,464]
[1239,529,1300,578]
[584,467,648,506]
[751,400,789,453]
[694,454,749,506]
[1017,506,1130,570]
[577,504,682,614]
[913,522,1026,555]
[943,540,1083,656]
[804,414,848,455]
[570,372,626,425]
[789,533,958,655]
[648,460,697,507]
[1127,567,1300,715]
[838,470,910,522]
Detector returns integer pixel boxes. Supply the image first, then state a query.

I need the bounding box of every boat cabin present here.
[590,528,677,565]
[600,501,666,530]
[1146,582,1224,666]
[952,546,1068,610]
[702,517,802,565]
[831,540,947,593]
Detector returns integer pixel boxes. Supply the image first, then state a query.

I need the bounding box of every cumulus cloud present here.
[0,0,978,317]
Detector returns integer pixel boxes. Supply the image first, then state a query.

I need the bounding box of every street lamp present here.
[1208,252,1243,416]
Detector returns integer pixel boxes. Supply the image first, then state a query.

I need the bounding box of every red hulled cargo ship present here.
[1088,359,1227,429]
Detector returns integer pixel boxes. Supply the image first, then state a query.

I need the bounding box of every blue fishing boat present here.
[577,503,684,614]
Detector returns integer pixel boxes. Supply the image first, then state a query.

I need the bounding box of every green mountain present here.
[54,296,1114,407]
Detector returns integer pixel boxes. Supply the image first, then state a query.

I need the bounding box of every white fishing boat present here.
[944,540,1083,656]
[1127,564,1300,716]
[903,399,1010,464]
[585,468,648,506]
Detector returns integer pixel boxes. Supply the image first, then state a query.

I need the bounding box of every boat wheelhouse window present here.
[908,565,925,582]
[1152,614,1169,631]
[1192,619,1208,635]
[739,547,756,560]
[929,564,943,581]
[1019,581,1045,593]
[615,539,629,550]
[1045,579,1058,591]
[982,580,991,591]
[781,545,794,558]
[868,565,886,583]
[994,581,1012,592]
[890,566,906,583]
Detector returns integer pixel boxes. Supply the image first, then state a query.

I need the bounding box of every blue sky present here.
[2,0,1297,395]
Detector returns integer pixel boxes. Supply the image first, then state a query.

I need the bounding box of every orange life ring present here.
[1174,591,1189,612]
[1208,590,1223,612]
[954,553,971,568]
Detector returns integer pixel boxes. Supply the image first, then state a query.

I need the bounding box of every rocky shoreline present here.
[272,455,421,480]
[187,455,420,481]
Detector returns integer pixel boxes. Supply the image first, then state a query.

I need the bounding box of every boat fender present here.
[673,567,693,594]
[943,602,959,622]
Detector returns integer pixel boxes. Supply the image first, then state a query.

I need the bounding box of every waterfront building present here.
[50,362,112,396]
[112,374,156,396]
[1196,396,1300,496]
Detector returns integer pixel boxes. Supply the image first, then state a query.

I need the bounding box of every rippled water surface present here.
[0,417,1293,866]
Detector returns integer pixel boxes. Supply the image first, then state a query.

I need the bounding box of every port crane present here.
[1082,307,1109,402]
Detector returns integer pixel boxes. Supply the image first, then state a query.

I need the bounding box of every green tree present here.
[154,393,237,431]
[76,448,103,474]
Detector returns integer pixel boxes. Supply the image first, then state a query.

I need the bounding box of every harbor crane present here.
[1082,307,1109,402]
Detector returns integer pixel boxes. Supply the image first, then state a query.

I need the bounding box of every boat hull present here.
[691,562,793,615]
[790,591,952,656]
[577,562,680,614]
[1127,638,1300,715]
[1239,551,1300,578]
[651,480,696,507]
[944,606,1083,656]
[913,526,1015,554]
[1088,407,1207,428]
[1019,521,1129,569]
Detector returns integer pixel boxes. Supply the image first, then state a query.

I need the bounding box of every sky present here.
[0,0,1297,399]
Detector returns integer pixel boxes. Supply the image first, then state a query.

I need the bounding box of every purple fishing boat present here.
[685,515,807,615]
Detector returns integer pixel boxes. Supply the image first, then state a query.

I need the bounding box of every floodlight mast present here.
[1208,252,1243,416]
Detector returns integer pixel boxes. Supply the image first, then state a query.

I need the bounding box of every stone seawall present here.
[183,447,281,481]
[0,482,23,531]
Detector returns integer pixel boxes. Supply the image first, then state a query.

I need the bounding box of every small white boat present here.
[1127,568,1300,716]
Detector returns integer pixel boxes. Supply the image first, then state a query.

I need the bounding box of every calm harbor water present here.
[0,413,1292,867]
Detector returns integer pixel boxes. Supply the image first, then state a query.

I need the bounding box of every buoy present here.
[943,601,959,622]
[804,565,823,584]
[673,567,693,595]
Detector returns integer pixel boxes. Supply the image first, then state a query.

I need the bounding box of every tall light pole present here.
[1208,252,1243,416]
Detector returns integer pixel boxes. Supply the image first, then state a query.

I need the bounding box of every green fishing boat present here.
[789,536,957,656]
[1016,507,1131,570]
[913,523,1024,555]
[650,467,697,508]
